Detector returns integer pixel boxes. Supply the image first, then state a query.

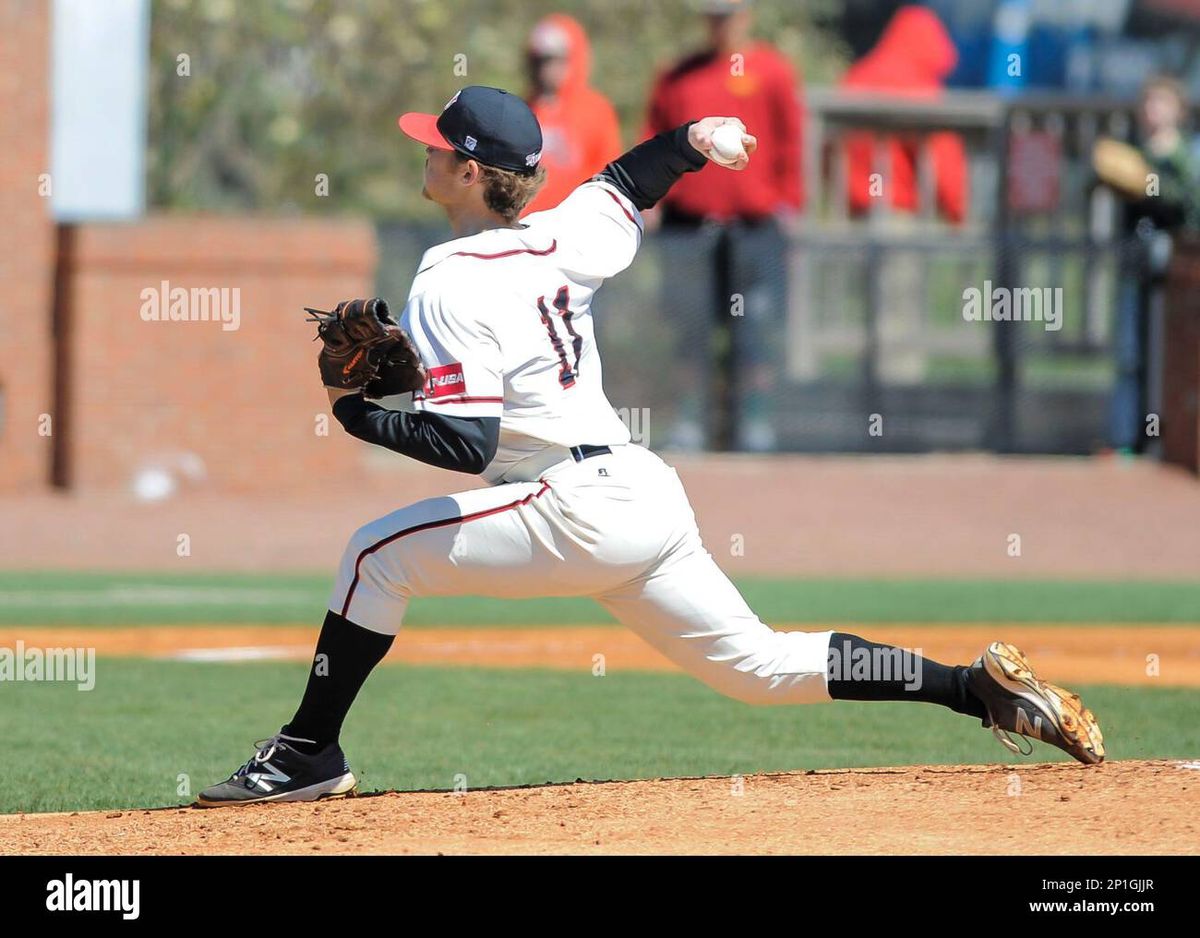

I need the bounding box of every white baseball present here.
[709,123,746,164]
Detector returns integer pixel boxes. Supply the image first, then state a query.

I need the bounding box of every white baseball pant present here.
[330,443,832,705]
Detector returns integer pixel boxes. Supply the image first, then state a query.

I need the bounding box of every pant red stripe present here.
[339,481,551,619]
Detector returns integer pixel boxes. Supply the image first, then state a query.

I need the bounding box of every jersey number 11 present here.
[537,285,582,389]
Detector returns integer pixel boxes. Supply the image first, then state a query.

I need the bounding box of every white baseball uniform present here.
[330,179,831,706]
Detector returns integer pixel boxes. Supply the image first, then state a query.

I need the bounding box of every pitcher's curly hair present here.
[457,154,547,222]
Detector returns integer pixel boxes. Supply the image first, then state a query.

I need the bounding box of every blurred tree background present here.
[148,0,848,219]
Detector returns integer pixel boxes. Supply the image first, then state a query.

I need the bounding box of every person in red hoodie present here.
[839,5,968,384]
[643,0,803,452]
[840,5,967,223]
[522,14,622,216]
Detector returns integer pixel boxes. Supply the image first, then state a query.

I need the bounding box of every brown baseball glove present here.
[306,298,427,399]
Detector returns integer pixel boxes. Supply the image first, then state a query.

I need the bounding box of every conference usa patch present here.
[426,362,466,398]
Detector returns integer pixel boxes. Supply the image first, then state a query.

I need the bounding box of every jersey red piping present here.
[415,395,504,406]
[603,189,639,226]
[450,239,558,261]
[340,480,552,618]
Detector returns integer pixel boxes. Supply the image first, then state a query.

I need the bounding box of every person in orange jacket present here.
[522,13,622,216]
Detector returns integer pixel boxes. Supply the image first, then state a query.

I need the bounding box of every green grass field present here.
[2,660,1197,814]
[0,573,1197,814]
[3,572,1200,625]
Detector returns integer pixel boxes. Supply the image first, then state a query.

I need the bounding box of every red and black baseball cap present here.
[398,86,544,175]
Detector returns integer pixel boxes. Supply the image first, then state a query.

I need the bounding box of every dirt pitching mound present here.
[3,760,1197,855]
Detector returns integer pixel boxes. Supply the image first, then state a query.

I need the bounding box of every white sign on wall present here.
[50,0,150,221]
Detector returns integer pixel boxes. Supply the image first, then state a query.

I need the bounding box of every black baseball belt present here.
[569,444,611,462]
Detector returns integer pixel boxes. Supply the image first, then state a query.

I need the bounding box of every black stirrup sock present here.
[826,632,987,719]
[283,609,395,752]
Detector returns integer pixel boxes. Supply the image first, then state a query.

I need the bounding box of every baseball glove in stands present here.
[1092,137,1152,200]
[305,297,427,399]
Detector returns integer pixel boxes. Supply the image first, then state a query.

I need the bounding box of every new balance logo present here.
[1014,708,1044,740]
[245,762,290,793]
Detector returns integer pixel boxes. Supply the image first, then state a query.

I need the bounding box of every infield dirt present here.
[2,760,1195,854]
[3,623,1197,686]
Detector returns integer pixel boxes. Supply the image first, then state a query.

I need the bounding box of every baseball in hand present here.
[709,123,747,165]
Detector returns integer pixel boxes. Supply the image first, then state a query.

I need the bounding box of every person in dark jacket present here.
[1104,75,1200,453]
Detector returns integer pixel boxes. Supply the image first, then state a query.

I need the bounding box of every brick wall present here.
[0,0,55,491]
[0,0,381,495]
[64,217,379,492]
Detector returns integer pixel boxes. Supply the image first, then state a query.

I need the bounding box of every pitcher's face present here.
[421,146,467,205]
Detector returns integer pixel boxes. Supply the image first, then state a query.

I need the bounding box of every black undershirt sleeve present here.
[332,394,499,475]
[596,122,708,211]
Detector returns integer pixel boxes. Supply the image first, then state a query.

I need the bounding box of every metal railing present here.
[376,89,1149,455]
[779,88,1141,453]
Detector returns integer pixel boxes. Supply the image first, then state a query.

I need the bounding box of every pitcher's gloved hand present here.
[363,330,428,399]
[305,298,427,399]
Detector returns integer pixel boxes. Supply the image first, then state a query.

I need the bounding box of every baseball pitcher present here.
[199,87,1103,806]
